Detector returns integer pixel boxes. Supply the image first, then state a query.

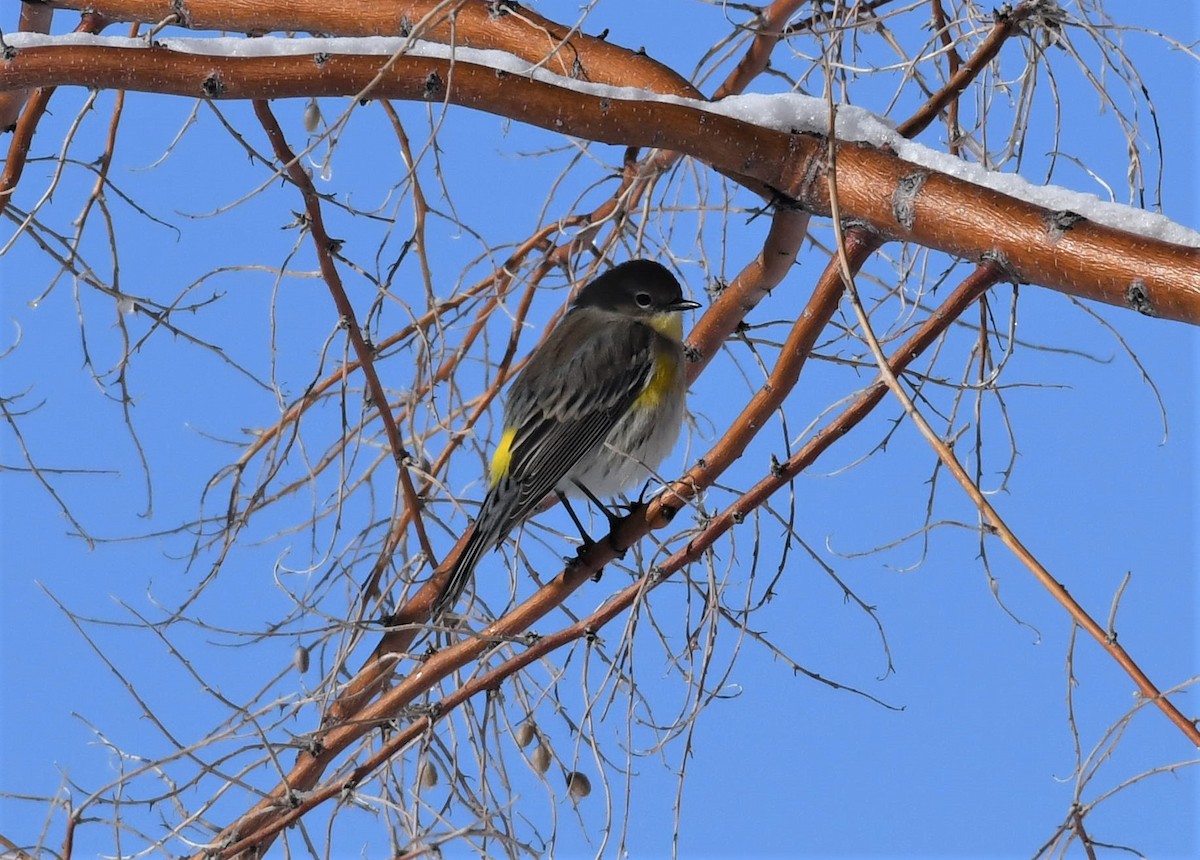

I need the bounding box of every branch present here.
[0,14,107,204]
[0,2,54,131]
[195,255,1006,860]
[824,127,1200,746]
[3,42,1197,323]
[250,100,437,571]
[42,0,701,95]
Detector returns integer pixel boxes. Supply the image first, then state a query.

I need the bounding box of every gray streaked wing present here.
[501,310,656,513]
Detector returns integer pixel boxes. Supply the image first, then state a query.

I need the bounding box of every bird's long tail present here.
[432,526,490,620]
[431,485,522,620]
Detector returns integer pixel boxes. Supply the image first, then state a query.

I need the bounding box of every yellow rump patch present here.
[490,426,517,485]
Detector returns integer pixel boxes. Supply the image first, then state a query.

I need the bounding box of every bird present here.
[433,258,700,619]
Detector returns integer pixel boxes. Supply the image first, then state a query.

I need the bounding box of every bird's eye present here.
[634,291,653,308]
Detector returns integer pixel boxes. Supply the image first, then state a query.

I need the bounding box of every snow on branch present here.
[4,33,1199,322]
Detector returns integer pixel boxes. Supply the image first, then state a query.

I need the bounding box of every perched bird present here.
[434,259,700,619]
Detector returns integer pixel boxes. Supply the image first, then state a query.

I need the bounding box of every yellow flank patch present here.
[491,426,517,485]
[633,312,683,410]
[636,345,676,410]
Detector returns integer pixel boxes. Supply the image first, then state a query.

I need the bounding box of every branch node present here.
[771,192,806,212]
[200,71,225,99]
[793,135,829,207]
[979,250,1018,283]
[1125,280,1156,316]
[171,0,194,29]
[839,217,875,235]
[423,70,445,100]
[655,503,677,525]
[488,0,520,19]
[281,789,305,809]
[891,171,928,230]
[1046,209,1085,243]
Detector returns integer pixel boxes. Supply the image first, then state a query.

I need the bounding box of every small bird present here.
[433,259,700,619]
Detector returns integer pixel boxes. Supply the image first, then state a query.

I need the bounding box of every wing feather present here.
[490,309,656,530]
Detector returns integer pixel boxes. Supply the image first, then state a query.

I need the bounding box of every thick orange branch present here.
[3,44,1197,323]
[43,0,701,96]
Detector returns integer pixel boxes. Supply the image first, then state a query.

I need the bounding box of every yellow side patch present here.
[634,312,683,410]
[490,426,517,485]
[635,347,676,410]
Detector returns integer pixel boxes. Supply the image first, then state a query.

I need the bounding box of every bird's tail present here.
[431,525,491,621]
[431,484,522,620]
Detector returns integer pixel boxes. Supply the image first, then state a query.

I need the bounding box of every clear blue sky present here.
[1,3,1196,857]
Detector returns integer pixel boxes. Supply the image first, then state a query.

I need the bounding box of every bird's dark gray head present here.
[571,259,700,317]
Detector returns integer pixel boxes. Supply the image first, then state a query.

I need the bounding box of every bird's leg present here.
[556,490,596,548]
[603,480,655,518]
[571,480,631,559]
[556,490,608,580]
[629,479,655,511]
[571,480,623,531]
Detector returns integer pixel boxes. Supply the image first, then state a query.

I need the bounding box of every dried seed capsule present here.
[566,771,591,800]
[303,99,322,133]
[515,721,537,748]
[293,645,310,674]
[531,742,552,774]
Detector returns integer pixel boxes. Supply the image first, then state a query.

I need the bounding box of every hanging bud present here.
[293,645,310,674]
[566,771,591,800]
[303,99,322,133]
[515,720,537,748]
[531,742,552,774]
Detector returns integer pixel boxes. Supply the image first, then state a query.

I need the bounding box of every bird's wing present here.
[497,310,656,520]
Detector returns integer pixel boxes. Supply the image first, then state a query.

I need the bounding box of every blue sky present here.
[1,2,1196,857]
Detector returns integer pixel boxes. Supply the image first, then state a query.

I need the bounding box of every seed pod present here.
[566,771,591,800]
[531,742,552,774]
[419,760,438,788]
[293,645,310,674]
[303,99,322,133]
[515,721,537,748]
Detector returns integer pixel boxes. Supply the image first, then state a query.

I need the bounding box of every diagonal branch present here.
[251,99,436,567]
[823,122,1200,747]
[196,256,1010,860]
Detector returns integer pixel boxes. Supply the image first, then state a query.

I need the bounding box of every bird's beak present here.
[669,298,702,312]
